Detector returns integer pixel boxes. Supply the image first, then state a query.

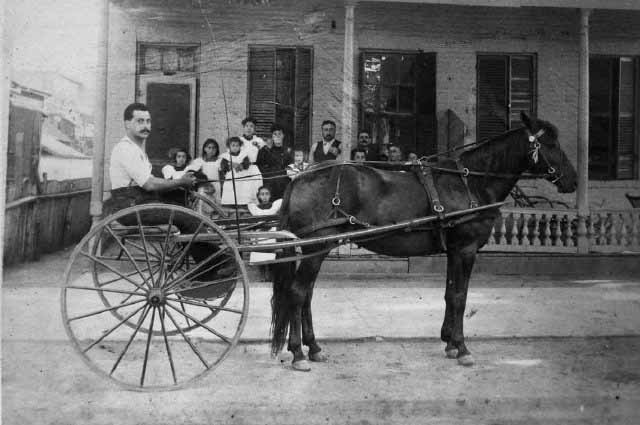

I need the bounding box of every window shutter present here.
[509,55,535,128]
[616,57,636,179]
[477,56,508,140]
[248,48,276,139]
[294,48,313,151]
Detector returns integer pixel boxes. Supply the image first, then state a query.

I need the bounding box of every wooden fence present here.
[4,178,92,266]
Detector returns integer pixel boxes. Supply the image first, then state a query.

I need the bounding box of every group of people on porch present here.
[112,102,418,218]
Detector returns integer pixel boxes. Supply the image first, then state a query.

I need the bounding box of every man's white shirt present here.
[110,136,152,189]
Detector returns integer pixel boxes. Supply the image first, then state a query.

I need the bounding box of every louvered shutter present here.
[248,48,276,139]
[294,48,313,151]
[616,57,636,179]
[509,55,535,128]
[477,56,508,140]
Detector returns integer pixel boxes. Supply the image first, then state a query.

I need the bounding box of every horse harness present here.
[295,128,554,248]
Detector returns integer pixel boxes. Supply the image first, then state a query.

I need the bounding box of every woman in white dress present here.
[219,136,263,206]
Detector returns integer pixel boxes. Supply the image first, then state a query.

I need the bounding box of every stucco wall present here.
[104,1,640,207]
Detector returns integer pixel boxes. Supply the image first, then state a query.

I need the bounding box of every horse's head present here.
[520,112,577,193]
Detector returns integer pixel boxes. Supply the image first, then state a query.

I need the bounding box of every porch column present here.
[340,1,357,159]
[0,0,10,267]
[90,0,110,225]
[576,8,591,253]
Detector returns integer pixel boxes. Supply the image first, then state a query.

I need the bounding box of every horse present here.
[270,112,578,371]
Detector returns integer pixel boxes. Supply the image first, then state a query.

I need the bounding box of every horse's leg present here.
[298,253,328,362]
[441,257,458,359]
[448,245,477,366]
[287,277,311,371]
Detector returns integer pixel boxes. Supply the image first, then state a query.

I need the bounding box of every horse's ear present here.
[520,111,533,130]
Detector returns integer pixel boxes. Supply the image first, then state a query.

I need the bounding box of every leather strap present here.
[455,159,479,209]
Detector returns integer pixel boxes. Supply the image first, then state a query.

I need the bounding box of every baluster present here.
[565,214,574,247]
[509,212,518,245]
[587,213,596,246]
[596,213,606,246]
[620,213,629,247]
[499,215,508,245]
[532,214,541,246]
[608,213,618,246]
[541,214,551,246]
[631,212,640,249]
[488,220,497,246]
[521,213,530,246]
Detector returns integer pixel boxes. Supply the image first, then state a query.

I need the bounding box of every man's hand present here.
[178,171,197,188]
[329,146,341,156]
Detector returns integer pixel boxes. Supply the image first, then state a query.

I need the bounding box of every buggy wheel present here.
[61,204,249,391]
[89,208,233,335]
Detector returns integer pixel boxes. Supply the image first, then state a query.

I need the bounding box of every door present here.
[138,75,197,174]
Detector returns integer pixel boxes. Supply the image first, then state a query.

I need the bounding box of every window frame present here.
[246,44,314,150]
[589,54,640,181]
[476,52,538,140]
[358,49,437,156]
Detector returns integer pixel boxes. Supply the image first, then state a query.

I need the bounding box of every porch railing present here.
[330,207,640,256]
[483,207,640,253]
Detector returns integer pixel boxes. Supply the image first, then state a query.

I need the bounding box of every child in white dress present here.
[219,137,263,205]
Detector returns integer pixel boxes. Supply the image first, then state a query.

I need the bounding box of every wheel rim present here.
[61,204,249,391]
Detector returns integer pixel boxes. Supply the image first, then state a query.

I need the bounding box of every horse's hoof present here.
[291,360,312,372]
[457,354,475,367]
[309,351,328,362]
[445,348,458,359]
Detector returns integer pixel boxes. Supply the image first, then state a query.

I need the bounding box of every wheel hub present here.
[147,288,166,306]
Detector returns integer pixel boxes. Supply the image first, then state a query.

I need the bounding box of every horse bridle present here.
[526,128,563,183]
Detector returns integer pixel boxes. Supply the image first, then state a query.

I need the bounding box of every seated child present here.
[219,137,263,205]
[162,147,196,179]
[248,186,282,216]
[247,186,281,265]
[286,149,310,179]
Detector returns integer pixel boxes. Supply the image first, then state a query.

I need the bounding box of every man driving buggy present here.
[106,102,235,299]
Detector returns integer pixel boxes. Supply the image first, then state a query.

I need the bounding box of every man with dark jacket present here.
[310,120,342,164]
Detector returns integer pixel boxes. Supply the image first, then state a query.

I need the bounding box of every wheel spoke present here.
[165,296,242,314]
[80,251,150,293]
[166,221,206,279]
[140,306,157,387]
[67,298,146,322]
[165,302,232,344]
[167,274,238,297]
[66,285,148,297]
[82,304,147,353]
[164,250,231,292]
[156,210,176,288]
[135,210,156,287]
[158,307,178,384]
[109,305,151,376]
[163,307,210,369]
[96,268,149,287]
[117,238,162,262]
[104,225,155,289]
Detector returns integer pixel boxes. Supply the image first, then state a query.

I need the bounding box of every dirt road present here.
[3,337,639,424]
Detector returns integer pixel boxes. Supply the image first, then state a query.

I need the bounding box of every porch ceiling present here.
[361,0,640,10]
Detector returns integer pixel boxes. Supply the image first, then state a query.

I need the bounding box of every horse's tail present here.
[270,180,296,355]
[270,249,295,355]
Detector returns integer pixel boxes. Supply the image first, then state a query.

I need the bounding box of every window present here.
[477,54,536,140]
[247,46,313,151]
[138,44,199,75]
[589,56,638,180]
[360,51,437,156]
